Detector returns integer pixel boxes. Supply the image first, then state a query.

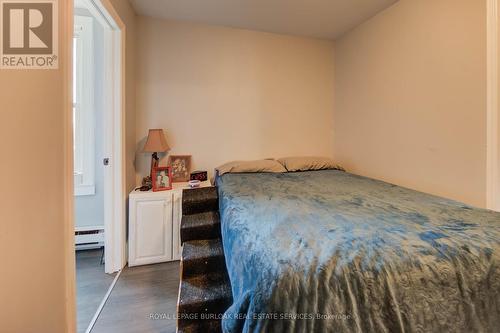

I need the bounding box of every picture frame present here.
[168,155,192,182]
[152,166,172,192]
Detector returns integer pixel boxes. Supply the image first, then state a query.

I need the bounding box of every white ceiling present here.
[129,0,398,40]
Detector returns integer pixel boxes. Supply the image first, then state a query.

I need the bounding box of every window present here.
[73,16,95,196]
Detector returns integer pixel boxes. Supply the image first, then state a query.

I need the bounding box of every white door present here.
[129,195,173,266]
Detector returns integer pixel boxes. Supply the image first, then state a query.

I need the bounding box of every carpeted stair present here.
[177,187,232,333]
[181,212,221,243]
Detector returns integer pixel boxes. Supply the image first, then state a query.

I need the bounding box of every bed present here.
[216,170,500,333]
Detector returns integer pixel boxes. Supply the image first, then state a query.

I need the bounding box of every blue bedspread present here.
[217,170,500,333]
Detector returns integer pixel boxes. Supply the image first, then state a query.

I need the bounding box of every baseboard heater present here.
[75,226,105,250]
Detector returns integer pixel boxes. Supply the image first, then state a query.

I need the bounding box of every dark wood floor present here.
[91,261,180,333]
[76,249,116,333]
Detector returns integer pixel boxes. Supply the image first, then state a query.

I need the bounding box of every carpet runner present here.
[177,187,232,333]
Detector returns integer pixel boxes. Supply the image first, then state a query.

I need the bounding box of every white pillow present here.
[277,156,344,172]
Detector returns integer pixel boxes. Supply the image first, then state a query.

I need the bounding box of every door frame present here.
[487,0,500,211]
[73,0,126,273]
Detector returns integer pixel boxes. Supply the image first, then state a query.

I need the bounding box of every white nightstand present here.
[128,180,212,266]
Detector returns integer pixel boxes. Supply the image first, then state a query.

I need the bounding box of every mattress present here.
[216,170,500,333]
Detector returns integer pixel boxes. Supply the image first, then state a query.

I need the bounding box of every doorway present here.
[73,0,125,332]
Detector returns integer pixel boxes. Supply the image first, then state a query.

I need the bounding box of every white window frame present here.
[74,15,95,196]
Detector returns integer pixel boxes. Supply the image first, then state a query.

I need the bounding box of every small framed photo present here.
[168,155,191,182]
[152,167,172,192]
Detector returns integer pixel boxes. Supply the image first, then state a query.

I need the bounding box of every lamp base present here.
[150,152,159,180]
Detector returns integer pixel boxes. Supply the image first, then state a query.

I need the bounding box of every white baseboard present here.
[75,225,105,249]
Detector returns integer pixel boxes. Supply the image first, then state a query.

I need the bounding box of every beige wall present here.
[334,0,487,207]
[0,1,73,332]
[135,17,335,182]
[108,0,137,193]
[0,1,136,332]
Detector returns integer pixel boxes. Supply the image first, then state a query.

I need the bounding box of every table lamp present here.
[143,129,170,179]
